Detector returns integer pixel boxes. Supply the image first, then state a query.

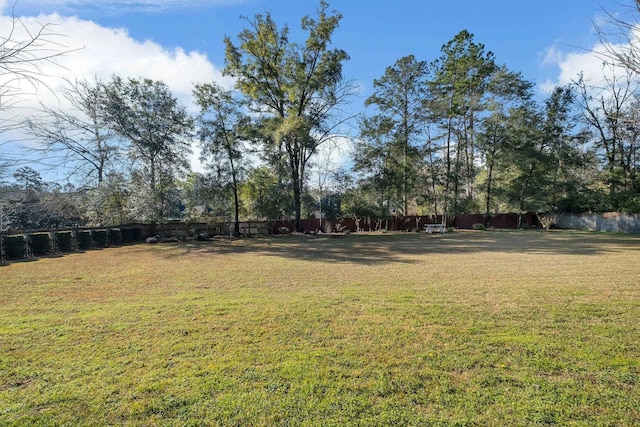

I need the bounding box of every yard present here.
[1,230,639,425]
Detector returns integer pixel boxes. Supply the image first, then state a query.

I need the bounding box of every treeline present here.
[1,2,639,233]
[353,31,640,221]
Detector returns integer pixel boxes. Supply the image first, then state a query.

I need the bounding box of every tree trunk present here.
[229,151,240,234]
[444,116,453,215]
[292,169,302,232]
[485,162,494,217]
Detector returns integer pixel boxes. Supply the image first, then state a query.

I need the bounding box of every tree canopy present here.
[2,1,640,232]
[223,0,355,231]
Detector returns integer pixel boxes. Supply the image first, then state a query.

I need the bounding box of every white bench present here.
[423,224,446,234]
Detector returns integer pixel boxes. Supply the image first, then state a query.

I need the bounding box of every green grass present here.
[1,230,639,426]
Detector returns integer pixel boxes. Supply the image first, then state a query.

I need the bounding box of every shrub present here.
[333,223,347,233]
[472,223,486,231]
[120,228,143,242]
[5,235,27,260]
[108,229,122,246]
[29,233,51,256]
[121,228,132,242]
[56,231,73,252]
[537,212,559,232]
[91,230,108,247]
[76,230,92,249]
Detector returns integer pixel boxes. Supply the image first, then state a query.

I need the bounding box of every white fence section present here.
[557,212,640,233]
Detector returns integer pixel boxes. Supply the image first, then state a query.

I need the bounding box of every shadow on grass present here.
[0,247,105,266]
[0,257,41,266]
[142,230,640,265]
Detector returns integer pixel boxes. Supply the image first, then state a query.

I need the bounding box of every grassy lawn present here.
[1,230,639,426]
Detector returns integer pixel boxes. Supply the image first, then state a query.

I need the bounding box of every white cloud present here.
[0,11,233,178]
[0,13,233,112]
[540,5,640,95]
[539,45,605,93]
[539,41,636,94]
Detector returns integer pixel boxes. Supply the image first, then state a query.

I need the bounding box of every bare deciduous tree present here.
[24,78,122,186]
[595,1,640,75]
[1,12,71,124]
[1,9,76,175]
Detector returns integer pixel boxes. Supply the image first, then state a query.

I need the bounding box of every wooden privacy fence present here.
[272,213,540,234]
[272,216,444,234]
[451,213,539,230]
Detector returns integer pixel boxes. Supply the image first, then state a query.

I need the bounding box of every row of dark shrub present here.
[1,228,143,261]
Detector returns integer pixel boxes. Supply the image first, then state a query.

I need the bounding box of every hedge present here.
[121,228,132,242]
[121,228,142,242]
[56,231,73,252]
[76,230,92,249]
[5,235,27,260]
[91,230,107,247]
[29,233,51,256]
[2,227,147,262]
[108,228,122,246]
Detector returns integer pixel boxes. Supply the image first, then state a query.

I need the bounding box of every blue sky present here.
[3,0,621,99]
[0,0,633,180]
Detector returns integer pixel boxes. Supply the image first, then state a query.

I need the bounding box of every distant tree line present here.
[1,1,640,232]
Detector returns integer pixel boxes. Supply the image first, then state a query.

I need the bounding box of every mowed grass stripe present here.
[1,231,639,425]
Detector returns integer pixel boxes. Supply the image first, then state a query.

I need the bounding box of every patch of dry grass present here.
[1,231,639,425]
